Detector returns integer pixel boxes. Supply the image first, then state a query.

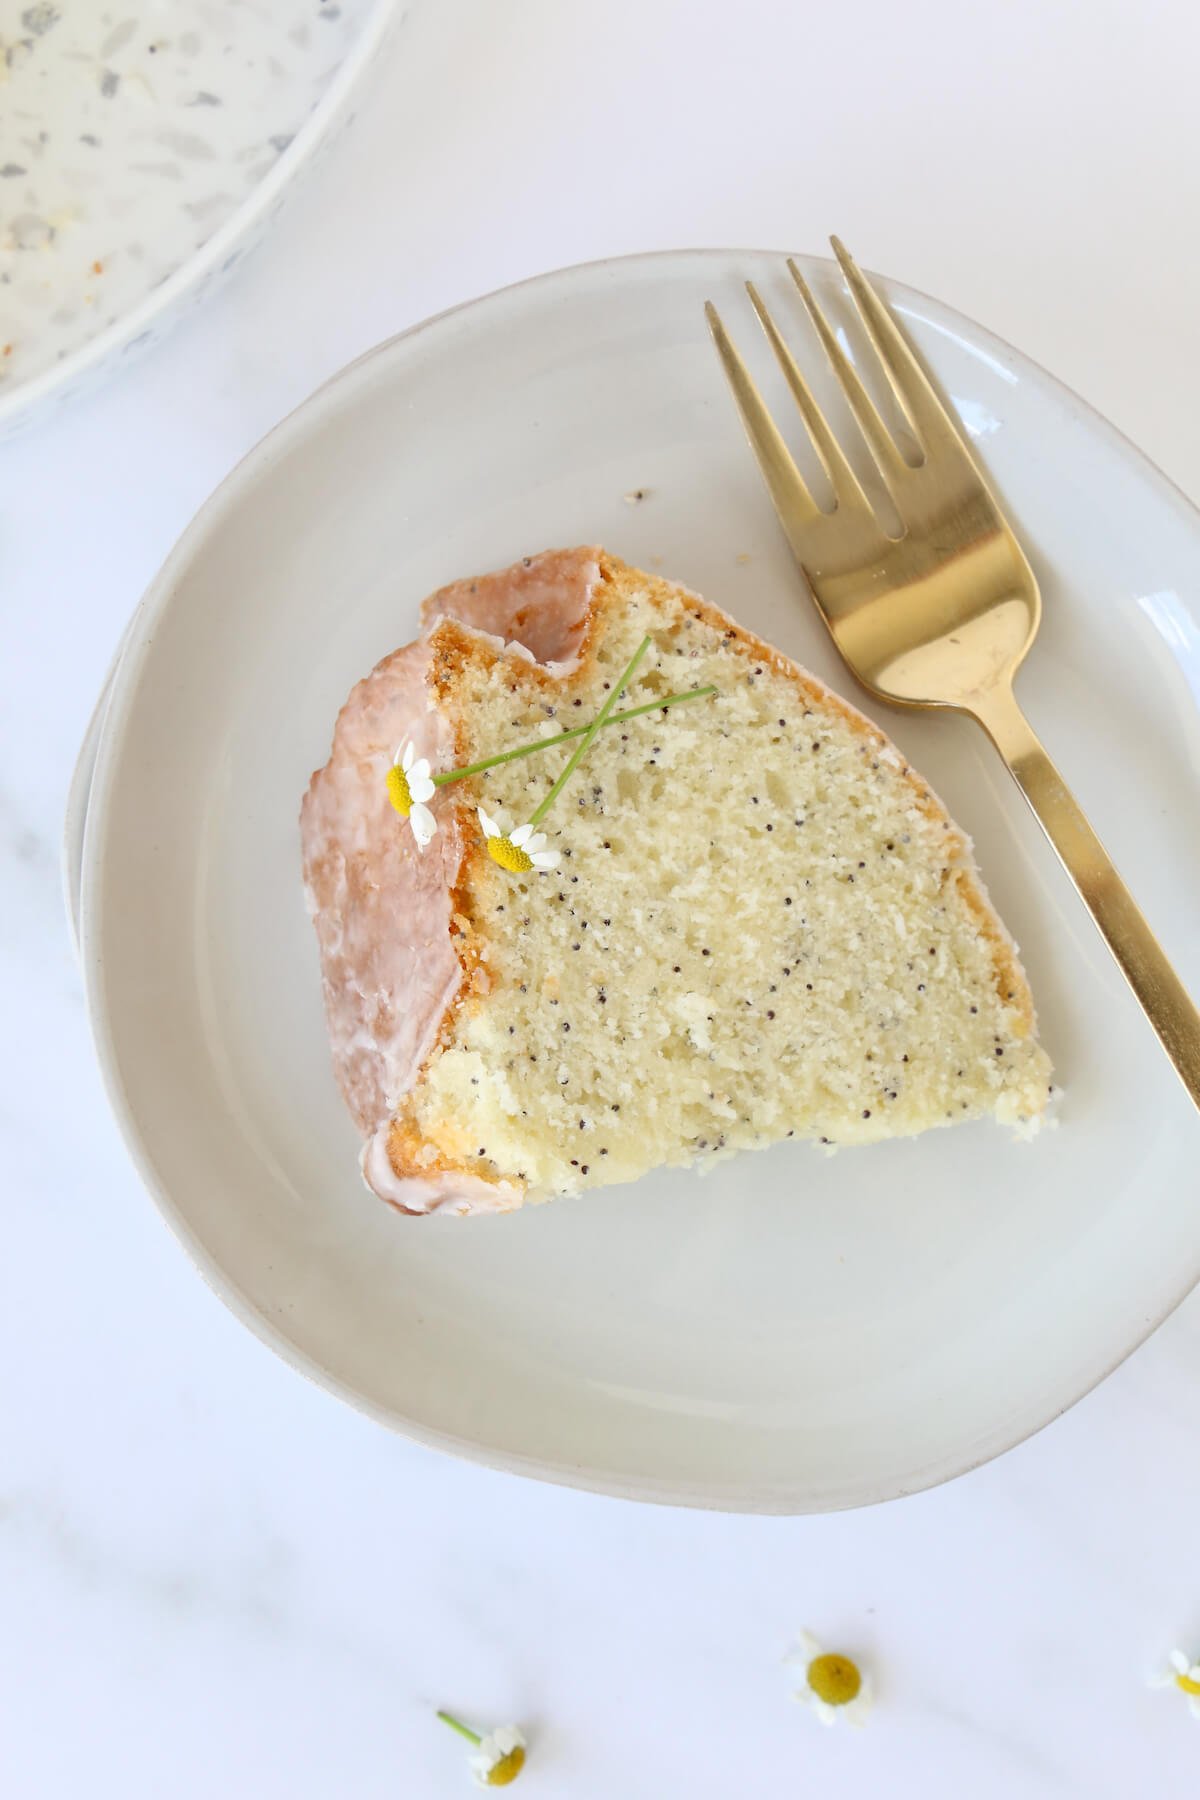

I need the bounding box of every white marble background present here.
[4,1,1200,1793]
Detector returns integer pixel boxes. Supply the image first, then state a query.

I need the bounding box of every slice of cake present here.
[301,549,1052,1216]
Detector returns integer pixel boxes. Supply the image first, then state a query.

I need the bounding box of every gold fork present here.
[707,239,1200,1111]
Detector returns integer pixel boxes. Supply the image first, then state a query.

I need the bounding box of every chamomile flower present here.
[786,1630,873,1728]
[387,739,437,849]
[470,1725,527,1786]
[477,806,561,872]
[1149,1648,1200,1719]
[438,1713,527,1786]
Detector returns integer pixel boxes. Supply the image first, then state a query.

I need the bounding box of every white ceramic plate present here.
[0,0,400,436]
[78,250,1200,1511]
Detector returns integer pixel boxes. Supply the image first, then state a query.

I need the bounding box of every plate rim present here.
[0,0,401,434]
[76,244,1200,1513]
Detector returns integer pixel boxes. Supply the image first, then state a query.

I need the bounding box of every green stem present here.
[437,1712,482,1747]
[529,634,652,828]
[431,684,716,786]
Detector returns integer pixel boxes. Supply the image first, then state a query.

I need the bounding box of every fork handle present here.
[972,685,1200,1112]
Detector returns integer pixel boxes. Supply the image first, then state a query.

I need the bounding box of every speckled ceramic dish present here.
[0,0,400,434]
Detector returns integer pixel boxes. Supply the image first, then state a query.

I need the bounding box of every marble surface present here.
[4,0,1200,1792]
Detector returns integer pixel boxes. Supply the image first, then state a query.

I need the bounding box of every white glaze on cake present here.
[301,547,602,1210]
[421,548,600,668]
[301,640,462,1135]
[359,1125,521,1216]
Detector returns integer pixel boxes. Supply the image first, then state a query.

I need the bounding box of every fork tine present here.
[787,259,911,497]
[829,237,959,451]
[705,301,821,530]
[744,282,867,514]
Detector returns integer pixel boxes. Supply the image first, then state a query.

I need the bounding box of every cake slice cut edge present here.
[301,549,1053,1217]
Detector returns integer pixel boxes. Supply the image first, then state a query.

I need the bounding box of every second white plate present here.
[0,0,400,435]
[78,249,1200,1510]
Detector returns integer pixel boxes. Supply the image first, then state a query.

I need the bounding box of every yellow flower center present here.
[1176,1671,1200,1697]
[808,1653,862,1706]
[487,834,533,872]
[485,1747,526,1786]
[386,765,412,817]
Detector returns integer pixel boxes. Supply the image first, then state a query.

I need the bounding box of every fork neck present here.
[968,684,1076,822]
[967,682,1042,775]
[964,680,1200,1114]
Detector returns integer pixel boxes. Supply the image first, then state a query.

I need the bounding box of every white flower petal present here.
[784,1632,823,1669]
[523,831,548,853]
[400,740,415,773]
[1188,1696,1200,1722]
[510,824,534,848]
[409,803,436,848]
[478,807,502,839]
[491,1726,525,1755]
[532,849,561,869]
[845,1678,874,1725]
[408,772,436,804]
[814,1699,837,1727]
[1170,1650,1190,1674]
[409,755,432,781]
[1189,1664,1200,1684]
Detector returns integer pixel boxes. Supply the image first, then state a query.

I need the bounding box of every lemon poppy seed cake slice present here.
[301,548,1052,1216]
